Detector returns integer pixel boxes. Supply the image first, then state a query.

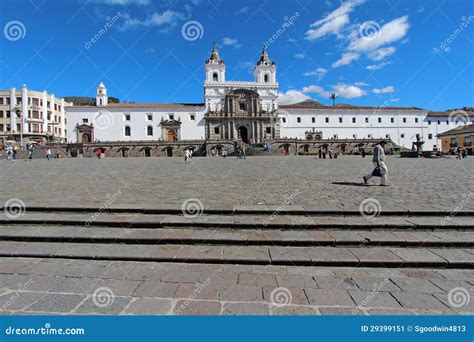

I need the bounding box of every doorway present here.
[238,126,249,143]
[166,146,173,157]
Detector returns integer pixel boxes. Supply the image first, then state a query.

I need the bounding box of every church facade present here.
[65,45,473,152]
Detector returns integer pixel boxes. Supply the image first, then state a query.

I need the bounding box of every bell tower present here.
[96,81,108,107]
[253,46,276,84]
[205,43,226,83]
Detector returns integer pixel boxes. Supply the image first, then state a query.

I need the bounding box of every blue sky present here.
[0,0,473,110]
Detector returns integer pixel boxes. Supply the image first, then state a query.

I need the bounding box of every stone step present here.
[6,204,474,217]
[0,240,472,269]
[0,212,472,229]
[0,225,473,247]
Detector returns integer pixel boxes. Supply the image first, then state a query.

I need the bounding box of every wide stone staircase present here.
[0,206,473,269]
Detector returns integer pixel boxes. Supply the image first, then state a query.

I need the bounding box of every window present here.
[464,136,472,146]
[297,117,301,123]
[402,117,406,123]
[168,114,174,120]
[446,120,449,124]
[282,117,286,123]
[312,117,316,123]
[266,127,271,134]
[213,72,218,81]
[401,133,405,138]
[0,111,3,118]
[124,114,131,121]
[367,134,372,138]
[189,114,195,121]
[391,117,395,123]
[376,117,381,123]
[239,102,246,111]
[264,74,269,83]
[214,127,219,134]
[352,117,356,123]
[415,117,419,123]
[339,117,343,123]
[0,124,3,131]
[437,120,440,125]
[428,120,431,125]
[124,126,131,136]
[147,114,153,121]
[450,137,457,147]
[352,134,357,138]
[325,117,329,123]
[147,126,153,136]
[386,134,390,138]
[365,117,369,123]
[82,118,89,123]
[0,98,3,105]
[6,111,10,118]
[428,134,433,139]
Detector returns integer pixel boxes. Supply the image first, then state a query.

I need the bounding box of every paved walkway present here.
[1,258,473,316]
[0,156,473,210]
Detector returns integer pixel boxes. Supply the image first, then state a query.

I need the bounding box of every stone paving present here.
[1,258,473,316]
[0,155,472,210]
[0,155,473,316]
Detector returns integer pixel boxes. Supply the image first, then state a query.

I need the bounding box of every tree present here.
[328,92,339,106]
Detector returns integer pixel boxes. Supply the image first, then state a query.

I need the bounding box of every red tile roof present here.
[279,104,424,110]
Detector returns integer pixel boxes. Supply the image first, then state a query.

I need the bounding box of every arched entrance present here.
[238,126,249,143]
[166,146,173,157]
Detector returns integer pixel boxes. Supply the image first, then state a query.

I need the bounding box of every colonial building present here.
[437,124,473,153]
[204,45,278,143]
[0,85,71,145]
[64,45,473,152]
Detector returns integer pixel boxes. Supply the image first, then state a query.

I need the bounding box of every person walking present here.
[363,141,389,186]
[96,148,102,159]
[241,144,246,160]
[184,149,190,164]
[6,147,13,161]
[46,148,52,160]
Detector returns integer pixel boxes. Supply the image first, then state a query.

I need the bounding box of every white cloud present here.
[390,98,400,102]
[278,90,311,105]
[304,67,327,78]
[222,37,241,48]
[294,53,305,59]
[333,83,367,98]
[373,86,395,94]
[305,0,364,41]
[349,16,409,51]
[120,10,186,30]
[332,52,360,67]
[354,81,368,86]
[368,46,396,61]
[366,61,391,70]
[302,85,329,97]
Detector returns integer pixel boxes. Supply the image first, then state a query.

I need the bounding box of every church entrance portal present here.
[238,126,249,143]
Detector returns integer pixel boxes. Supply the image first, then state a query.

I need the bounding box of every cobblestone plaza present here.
[0,156,473,316]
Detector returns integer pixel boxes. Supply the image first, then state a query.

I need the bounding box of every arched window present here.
[124,126,131,137]
[213,72,219,81]
[147,125,153,136]
[264,74,269,83]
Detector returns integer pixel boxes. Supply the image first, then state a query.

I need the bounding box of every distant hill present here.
[293,99,323,106]
[64,96,120,106]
